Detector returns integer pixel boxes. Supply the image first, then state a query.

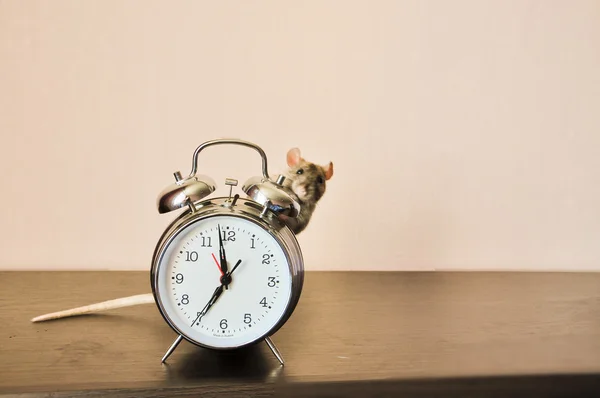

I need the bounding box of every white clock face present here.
[155,214,293,348]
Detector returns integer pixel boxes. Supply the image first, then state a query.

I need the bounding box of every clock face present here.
[154,214,293,349]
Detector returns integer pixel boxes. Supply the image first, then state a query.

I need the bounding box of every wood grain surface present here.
[1,271,600,397]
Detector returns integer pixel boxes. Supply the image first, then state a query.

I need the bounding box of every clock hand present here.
[217,225,229,275]
[189,259,242,328]
[190,284,224,327]
[219,259,242,288]
[211,252,224,276]
[227,259,242,276]
[217,224,229,289]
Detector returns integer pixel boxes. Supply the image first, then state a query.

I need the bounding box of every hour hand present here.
[207,285,224,307]
[191,285,224,327]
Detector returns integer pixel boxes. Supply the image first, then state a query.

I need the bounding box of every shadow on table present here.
[162,341,283,384]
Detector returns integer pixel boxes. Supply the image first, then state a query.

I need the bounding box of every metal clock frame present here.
[149,139,305,365]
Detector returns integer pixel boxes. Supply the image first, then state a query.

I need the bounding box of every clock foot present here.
[161,334,184,363]
[265,336,284,366]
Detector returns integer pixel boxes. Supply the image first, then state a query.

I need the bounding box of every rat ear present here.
[324,161,333,180]
[287,148,302,167]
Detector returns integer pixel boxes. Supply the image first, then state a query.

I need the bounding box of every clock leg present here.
[161,334,184,363]
[264,336,284,366]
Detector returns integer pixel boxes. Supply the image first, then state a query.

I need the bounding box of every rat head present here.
[282,148,333,204]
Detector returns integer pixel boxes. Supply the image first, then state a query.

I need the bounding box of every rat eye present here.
[296,169,304,175]
[317,176,324,184]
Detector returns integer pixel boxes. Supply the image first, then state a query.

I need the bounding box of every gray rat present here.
[278,147,334,234]
[30,147,334,323]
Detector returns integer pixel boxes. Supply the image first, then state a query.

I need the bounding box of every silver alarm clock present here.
[151,139,304,365]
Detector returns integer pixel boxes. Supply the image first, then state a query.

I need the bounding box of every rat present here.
[278,147,334,234]
[30,147,333,323]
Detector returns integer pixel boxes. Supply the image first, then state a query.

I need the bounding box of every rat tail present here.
[30,293,155,322]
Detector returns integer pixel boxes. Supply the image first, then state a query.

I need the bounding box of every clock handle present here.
[187,138,271,180]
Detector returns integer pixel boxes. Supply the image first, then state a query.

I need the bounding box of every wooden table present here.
[1,271,600,397]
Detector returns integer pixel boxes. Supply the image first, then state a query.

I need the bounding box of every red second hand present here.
[211,253,224,275]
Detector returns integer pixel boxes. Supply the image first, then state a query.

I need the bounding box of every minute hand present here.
[217,225,228,275]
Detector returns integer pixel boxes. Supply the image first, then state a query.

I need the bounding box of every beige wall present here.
[1,1,599,271]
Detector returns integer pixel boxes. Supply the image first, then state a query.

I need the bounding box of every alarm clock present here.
[150,139,304,365]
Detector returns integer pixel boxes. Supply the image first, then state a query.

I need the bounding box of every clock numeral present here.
[262,254,270,264]
[221,230,236,242]
[175,273,184,284]
[220,319,228,329]
[201,236,212,247]
[181,294,189,305]
[260,297,268,307]
[250,237,256,249]
[185,251,198,262]
[244,313,252,324]
[267,277,276,287]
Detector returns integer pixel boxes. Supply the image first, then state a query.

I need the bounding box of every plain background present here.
[1,1,599,271]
